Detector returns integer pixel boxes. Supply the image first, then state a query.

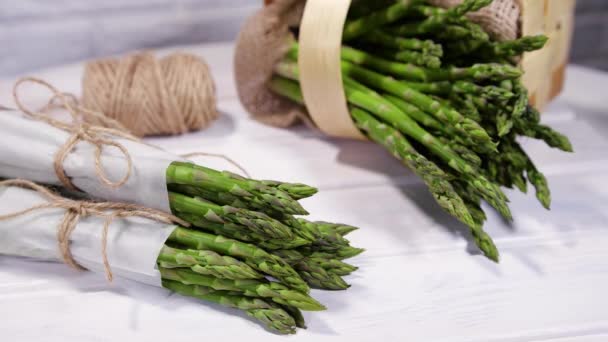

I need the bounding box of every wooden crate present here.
[520,0,576,109]
[263,0,576,110]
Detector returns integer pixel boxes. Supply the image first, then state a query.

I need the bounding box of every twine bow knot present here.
[12,77,138,191]
[0,179,190,282]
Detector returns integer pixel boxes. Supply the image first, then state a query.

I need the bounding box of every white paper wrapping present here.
[0,110,179,212]
[0,185,176,287]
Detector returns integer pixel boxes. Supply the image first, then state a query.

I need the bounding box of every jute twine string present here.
[0,179,190,282]
[12,77,139,191]
[82,52,219,137]
[181,152,251,178]
[10,77,251,189]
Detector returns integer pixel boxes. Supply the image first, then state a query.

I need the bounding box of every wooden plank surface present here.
[1,42,608,341]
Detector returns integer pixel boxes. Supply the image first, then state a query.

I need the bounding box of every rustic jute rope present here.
[0,179,190,282]
[82,51,219,137]
[12,77,139,191]
[181,152,251,178]
[11,77,251,188]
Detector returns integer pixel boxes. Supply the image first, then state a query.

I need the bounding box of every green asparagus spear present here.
[162,279,297,334]
[169,191,294,240]
[293,260,351,290]
[167,162,308,216]
[160,267,325,311]
[340,45,429,81]
[295,218,351,248]
[308,258,359,276]
[169,227,310,293]
[361,30,443,56]
[343,0,420,41]
[259,180,318,200]
[158,245,262,280]
[338,61,498,151]
[172,210,309,250]
[311,220,359,237]
[343,78,512,219]
[269,72,511,220]
[389,0,491,36]
[350,106,478,229]
[515,122,574,152]
[453,81,515,101]
[379,49,442,69]
[279,305,307,329]
[480,35,549,59]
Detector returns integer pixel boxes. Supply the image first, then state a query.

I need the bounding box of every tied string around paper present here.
[182,152,251,178]
[12,77,139,191]
[11,77,251,187]
[0,179,190,282]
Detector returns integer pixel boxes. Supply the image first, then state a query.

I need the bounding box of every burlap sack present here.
[234,0,520,129]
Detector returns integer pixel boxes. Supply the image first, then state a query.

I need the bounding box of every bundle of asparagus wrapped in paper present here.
[0,181,320,334]
[0,94,362,333]
[267,0,573,261]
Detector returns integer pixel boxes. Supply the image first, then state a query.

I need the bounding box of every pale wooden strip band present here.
[298,0,366,140]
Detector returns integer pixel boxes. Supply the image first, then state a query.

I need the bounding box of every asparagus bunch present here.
[267,0,573,262]
[159,162,363,333]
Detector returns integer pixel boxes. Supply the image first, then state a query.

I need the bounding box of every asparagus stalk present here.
[259,180,318,200]
[337,61,498,151]
[308,258,359,276]
[279,305,307,329]
[361,30,443,56]
[511,81,529,119]
[453,81,515,101]
[159,267,325,311]
[480,35,550,59]
[350,107,477,227]
[340,45,429,81]
[515,122,574,152]
[294,260,350,290]
[158,245,263,280]
[350,107,498,260]
[269,69,488,232]
[447,93,483,122]
[384,93,484,152]
[445,0,493,17]
[168,185,314,249]
[169,191,295,241]
[343,0,420,41]
[168,227,310,293]
[270,68,511,220]
[167,162,308,216]
[295,218,351,248]
[305,220,359,237]
[389,0,492,36]
[380,49,442,69]
[507,143,552,209]
[203,170,319,201]
[283,49,496,150]
[172,210,309,250]
[271,250,354,290]
[162,279,297,334]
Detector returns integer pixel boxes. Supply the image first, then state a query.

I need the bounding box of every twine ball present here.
[82,51,218,137]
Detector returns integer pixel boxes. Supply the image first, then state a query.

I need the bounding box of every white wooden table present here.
[1,42,608,342]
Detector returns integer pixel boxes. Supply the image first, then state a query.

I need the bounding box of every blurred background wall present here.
[573,0,608,71]
[0,0,606,76]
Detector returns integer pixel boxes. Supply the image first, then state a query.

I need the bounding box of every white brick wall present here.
[0,0,260,76]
